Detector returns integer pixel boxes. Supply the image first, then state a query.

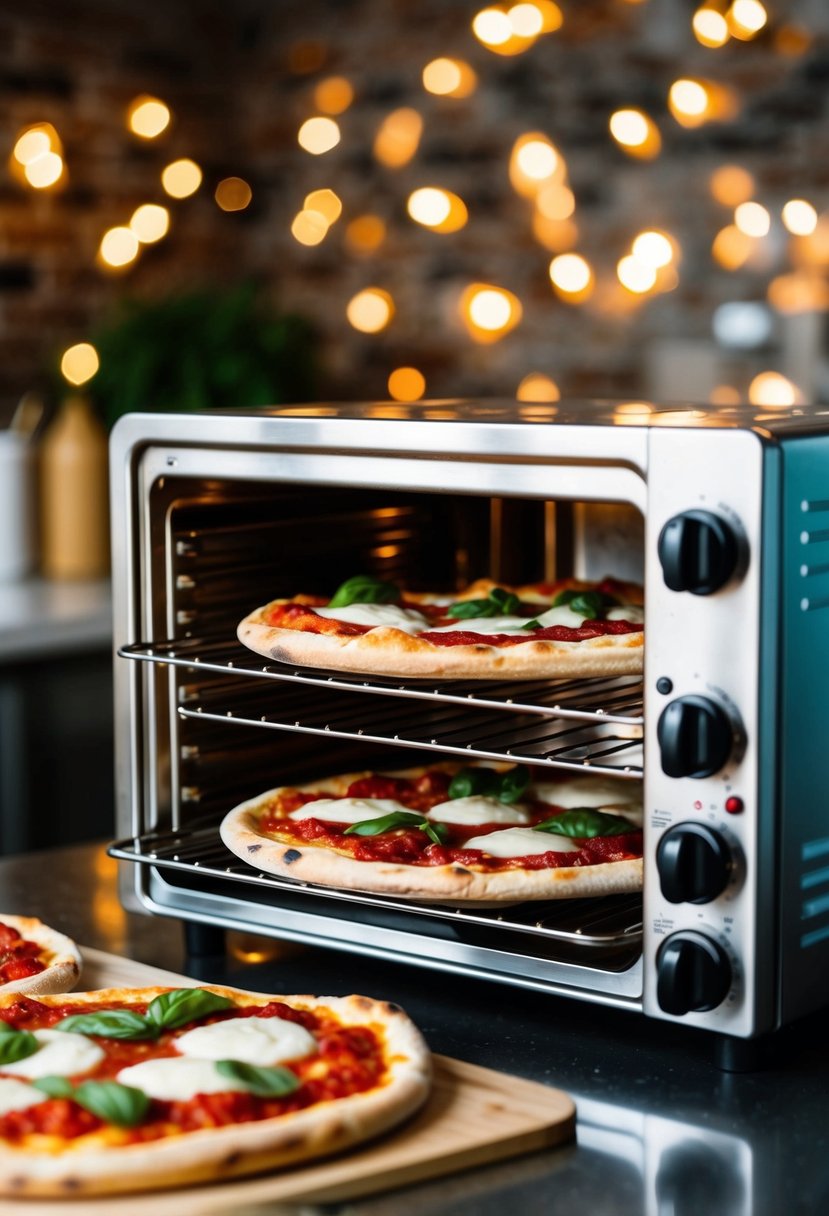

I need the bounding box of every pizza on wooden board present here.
[220,761,643,903]
[0,983,430,1197]
[238,574,644,679]
[0,915,81,997]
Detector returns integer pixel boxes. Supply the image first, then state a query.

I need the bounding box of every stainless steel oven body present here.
[110,400,829,1042]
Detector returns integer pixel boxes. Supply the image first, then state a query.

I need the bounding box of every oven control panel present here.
[643,427,770,1038]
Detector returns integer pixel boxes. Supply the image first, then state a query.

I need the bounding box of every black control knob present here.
[657,823,732,904]
[658,510,738,595]
[656,930,732,1015]
[657,695,733,778]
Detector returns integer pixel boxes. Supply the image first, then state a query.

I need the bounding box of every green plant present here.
[84,284,317,429]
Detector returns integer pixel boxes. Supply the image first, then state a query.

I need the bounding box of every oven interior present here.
[113,476,647,1003]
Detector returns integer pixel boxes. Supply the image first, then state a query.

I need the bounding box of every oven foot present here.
[713,1033,764,1072]
[183,920,226,959]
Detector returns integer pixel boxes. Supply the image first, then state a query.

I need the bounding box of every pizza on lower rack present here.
[238,574,644,680]
[220,761,643,903]
[0,983,430,1197]
[0,915,81,996]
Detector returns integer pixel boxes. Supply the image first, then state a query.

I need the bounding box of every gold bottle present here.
[39,394,109,579]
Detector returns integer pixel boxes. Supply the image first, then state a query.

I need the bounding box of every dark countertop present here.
[2,841,827,1215]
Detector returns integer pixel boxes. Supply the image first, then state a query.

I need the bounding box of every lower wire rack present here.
[110,826,643,952]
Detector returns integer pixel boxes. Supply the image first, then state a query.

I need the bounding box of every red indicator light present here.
[725,796,744,815]
[693,800,703,811]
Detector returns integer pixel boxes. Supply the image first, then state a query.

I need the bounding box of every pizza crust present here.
[0,913,81,996]
[237,577,644,680]
[219,764,644,904]
[0,984,431,1197]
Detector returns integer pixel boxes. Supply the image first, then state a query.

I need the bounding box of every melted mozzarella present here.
[0,1078,46,1115]
[530,604,589,629]
[116,1057,249,1102]
[606,604,644,623]
[175,1016,317,1066]
[0,1030,104,1080]
[463,827,580,857]
[426,796,529,826]
[530,776,642,812]
[429,616,529,636]
[315,604,428,634]
[288,797,407,824]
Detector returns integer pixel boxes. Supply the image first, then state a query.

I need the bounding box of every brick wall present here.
[2,0,828,423]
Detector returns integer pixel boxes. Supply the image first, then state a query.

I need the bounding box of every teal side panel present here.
[779,434,829,1023]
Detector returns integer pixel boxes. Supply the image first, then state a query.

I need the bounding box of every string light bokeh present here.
[4,0,829,415]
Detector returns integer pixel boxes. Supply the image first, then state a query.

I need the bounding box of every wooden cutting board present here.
[7,947,576,1215]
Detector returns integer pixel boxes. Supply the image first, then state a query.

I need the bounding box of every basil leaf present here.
[73,1080,150,1127]
[0,1020,17,1035]
[54,1011,157,1040]
[215,1060,300,1097]
[0,1028,39,1065]
[552,589,619,620]
[522,619,541,631]
[422,821,450,846]
[448,767,500,799]
[446,587,521,620]
[533,807,638,838]
[328,575,399,609]
[33,1075,74,1100]
[344,810,428,836]
[497,765,530,804]
[147,988,235,1031]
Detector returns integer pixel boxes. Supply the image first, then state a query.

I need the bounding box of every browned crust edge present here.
[219,766,644,904]
[0,913,82,997]
[0,986,431,1197]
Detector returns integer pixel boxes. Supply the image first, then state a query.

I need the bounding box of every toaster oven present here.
[108,398,829,1060]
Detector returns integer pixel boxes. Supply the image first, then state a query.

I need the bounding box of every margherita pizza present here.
[0,915,81,996]
[238,574,644,679]
[220,761,643,903]
[0,983,430,1197]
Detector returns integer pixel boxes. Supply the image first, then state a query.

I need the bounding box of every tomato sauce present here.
[0,999,386,1144]
[0,922,46,985]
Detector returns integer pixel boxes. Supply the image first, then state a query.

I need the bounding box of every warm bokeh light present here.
[388,366,426,401]
[782,199,818,237]
[767,272,829,314]
[215,177,252,212]
[748,371,802,407]
[632,230,676,268]
[127,95,170,139]
[13,128,51,165]
[710,385,742,405]
[407,187,468,232]
[24,152,64,189]
[129,203,170,243]
[710,164,755,206]
[509,133,564,197]
[516,372,560,401]
[693,7,731,47]
[728,0,767,40]
[734,201,770,237]
[509,3,544,37]
[98,226,140,269]
[472,7,515,47]
[532,212,578,252]
[345,214,387,253]
[422,57,478,98]
[313,76,354,115]
[534,0,564,31]
[291,209,329,246]
[60,343,99,386]
[536,183,575,221]
[161,158,202,198]
[608,109,661,158]
[346,288,395,333]
[304,188,342,225]
[712,224,755,270]
[297,116,341,155]
[549,253,594,301]
[617,256,657,294]
[668,78,710,125]
[460,283,522,343]
[373,108,423,167]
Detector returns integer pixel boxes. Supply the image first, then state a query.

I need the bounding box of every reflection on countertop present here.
[1,840,827,1216]
[0,576,111,662]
